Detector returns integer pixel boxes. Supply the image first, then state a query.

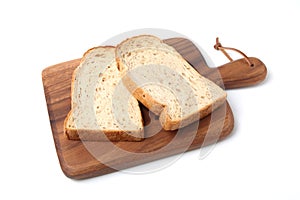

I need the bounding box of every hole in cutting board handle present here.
[213,57,267,89]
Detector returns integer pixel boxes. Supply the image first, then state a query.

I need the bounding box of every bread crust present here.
[64,110,143,142]
[115,34,163,51]
[161,97,226,130]
[65,128,143,142]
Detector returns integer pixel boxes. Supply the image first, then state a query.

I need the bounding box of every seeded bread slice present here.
[64,46,144,141]
[116,35,227,130]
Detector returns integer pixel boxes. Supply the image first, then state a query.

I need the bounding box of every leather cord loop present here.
[214,37,253,67]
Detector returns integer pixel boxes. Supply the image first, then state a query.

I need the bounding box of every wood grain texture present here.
[42,37,266,179]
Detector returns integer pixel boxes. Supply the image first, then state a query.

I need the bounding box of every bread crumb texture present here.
[116,35,227,130]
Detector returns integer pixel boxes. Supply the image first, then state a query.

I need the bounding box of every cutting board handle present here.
[164,37,267,90]
[208,37,267,89]
[205,57,267,89]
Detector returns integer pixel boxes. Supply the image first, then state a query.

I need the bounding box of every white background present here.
[1,0,300,199]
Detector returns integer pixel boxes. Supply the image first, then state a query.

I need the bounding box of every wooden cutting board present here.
[42,37,267,179]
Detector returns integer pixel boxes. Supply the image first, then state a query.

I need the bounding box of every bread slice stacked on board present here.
[64,35,227,141]
[116,35,227,130]
[64,46,144,141]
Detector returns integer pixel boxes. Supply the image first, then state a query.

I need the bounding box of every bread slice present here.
[64,46,144,141]
[116,35,227,130]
